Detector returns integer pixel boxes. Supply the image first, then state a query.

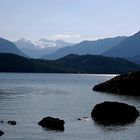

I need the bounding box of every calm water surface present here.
[0,73,140,140]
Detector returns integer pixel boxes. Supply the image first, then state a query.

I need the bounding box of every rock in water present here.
[93,71,140,96]
[0,130,4,136]
[91,101,139,124]
[38,116,65,131]
[0,120,4,123]
[7,120,16,125]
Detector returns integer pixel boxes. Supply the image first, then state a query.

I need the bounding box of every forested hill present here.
[0,53,140,74]
[57,54,140,74]
[0,53,74,73]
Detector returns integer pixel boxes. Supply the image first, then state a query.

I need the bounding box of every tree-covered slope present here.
[57,54,140,74]
[0,53,140,74]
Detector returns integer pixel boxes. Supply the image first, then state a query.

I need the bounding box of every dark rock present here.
[93,71,140,96]
[0,120,4,123]
[38,116,65,131]
[7,120,16,125]
[91,101,139,124]
[0,130,4,136]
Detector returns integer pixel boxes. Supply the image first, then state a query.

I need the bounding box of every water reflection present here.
[93,119,136,132]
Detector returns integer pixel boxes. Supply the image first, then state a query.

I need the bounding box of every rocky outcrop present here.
[91,101,139,124]
[93,71,140,95]
[38,116,65,131]
[0,130,4,136]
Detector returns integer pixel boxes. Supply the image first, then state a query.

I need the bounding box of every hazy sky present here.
[0,0,140,42]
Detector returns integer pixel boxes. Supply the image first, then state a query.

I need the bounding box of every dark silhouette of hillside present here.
[0,53,140,74]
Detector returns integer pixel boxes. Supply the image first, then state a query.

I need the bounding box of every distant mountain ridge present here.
[0,53,139,74]
[15,38,75,58]
[0,37,26,57]
[103,31,140,57]
[42,36,127,60]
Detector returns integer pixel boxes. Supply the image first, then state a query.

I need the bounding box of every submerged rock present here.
[91,101,139,124]
[7,120,16,125]
[93,71,140,96]
[38,116,65,131]
[77,117,91,121]
[0,130,4,136]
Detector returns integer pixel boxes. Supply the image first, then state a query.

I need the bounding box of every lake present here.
[0,73,140,140]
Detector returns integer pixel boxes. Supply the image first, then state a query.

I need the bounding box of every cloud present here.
[52,34,81,39]
[36,39,56,48]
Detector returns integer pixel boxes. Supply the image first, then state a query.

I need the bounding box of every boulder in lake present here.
[0,130,4,136]
[91,101,139,124]
[38,116,65,131]
[93,71,140,96]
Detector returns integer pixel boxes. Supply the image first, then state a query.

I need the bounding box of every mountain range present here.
[1,30,140,65]
[42,31,140,64]
[42,36,126,60]
[0,53,139,74]
[15,38,75,58]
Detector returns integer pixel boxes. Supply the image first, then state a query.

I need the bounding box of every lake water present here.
[0,73,140,140]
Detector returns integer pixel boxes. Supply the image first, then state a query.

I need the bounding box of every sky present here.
[0,0,140,43]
